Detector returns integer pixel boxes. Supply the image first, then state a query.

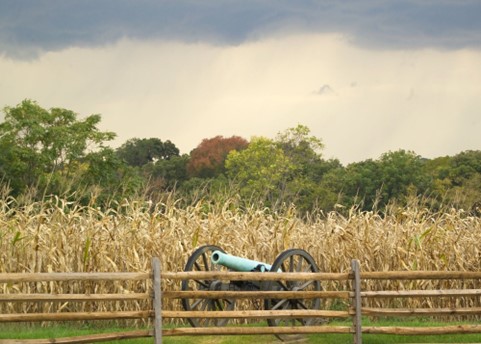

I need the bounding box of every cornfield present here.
[1,194,480,321]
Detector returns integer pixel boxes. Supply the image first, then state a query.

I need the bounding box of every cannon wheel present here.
[181,245,235,327]
[264,249,322,342]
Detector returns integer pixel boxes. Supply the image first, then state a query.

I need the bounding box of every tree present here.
[116,138,179,167]
[143,154,189,192]
[335,150,431,210]
[224,125,334,211]
[378,150,429,206]
[317,165,346,211]
[0,99,116,196]
[444,150,481,210]
[79,148,144,205]
[274,125,331,211]
[187,135,248,178]
[422,156,453,207]
[449,150,481,186]
[275,124,324,171]
[225,137,294,204]
[342,159,383,209]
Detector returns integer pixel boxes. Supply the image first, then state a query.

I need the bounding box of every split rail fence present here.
[1,258,481,343]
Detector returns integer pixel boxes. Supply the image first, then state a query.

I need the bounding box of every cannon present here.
[211,250,276,272]
[181,245,322,340]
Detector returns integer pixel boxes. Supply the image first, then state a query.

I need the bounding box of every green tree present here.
[317,165,346,211]
[341,159,383,209]
[79,148,144,205]
[421,156,453,208]
[308,158,343,183]
[224,125,336,212]
[449,150,481,186]
[116,138,179,167]
[275,124,324,171]
[337,150,430,210]
[274,125,335,211]
[225,137,294,204]
[143,154,189,192]
[0,100,121,199]
[378,150,429,206]
[445,150,481,210]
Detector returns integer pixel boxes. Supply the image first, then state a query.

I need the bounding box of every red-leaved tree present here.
[187,135,249,178]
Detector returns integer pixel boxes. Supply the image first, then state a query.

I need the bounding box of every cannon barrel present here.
[211,250,274,272]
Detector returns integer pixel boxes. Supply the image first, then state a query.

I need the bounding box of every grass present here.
[1,319,481,344]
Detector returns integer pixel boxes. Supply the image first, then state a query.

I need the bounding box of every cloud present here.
[1,0,481,59]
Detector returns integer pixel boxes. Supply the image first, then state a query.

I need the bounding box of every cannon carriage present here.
[181,245,323,340]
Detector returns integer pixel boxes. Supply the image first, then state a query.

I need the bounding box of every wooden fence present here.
[1,258,481,343]
[0,258,162,344]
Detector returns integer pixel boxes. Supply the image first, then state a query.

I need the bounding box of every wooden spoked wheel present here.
[181,245,235,327]
[264,249,322,341]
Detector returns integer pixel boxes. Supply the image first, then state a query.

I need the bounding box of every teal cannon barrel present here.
[211,250,274,272]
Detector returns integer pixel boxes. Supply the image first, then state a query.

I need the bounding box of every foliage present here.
[443,151,481,211]
[116,138,179,167]
[78,148,144,205]
[449,150,481,186]
[422,156,453,201]
[418,151,481,211]
[187,135,248,178]
[225,136,294,205]
[339,159,382,209]
[1,99,481,213]
[0,100,116,197]
[331,150,433,211]
[223,126,337,211]
[142,154,190,201]
[377,150,429,202]
[275,124,324,169]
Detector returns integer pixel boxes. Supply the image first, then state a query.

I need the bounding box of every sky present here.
[1,0,480,164]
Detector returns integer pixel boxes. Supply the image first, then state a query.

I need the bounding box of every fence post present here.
[152,257,162,344]
[351,259,362,344]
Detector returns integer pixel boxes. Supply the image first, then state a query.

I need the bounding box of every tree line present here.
[1,100,480,215]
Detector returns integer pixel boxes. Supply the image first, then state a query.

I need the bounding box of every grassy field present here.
[1,319,481,344]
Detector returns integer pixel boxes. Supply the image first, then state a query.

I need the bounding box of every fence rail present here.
[0,258,162,344]
[0,272,151,282]
[1,258,481,343]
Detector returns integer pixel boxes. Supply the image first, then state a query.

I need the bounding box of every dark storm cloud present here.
[1,0,481,59]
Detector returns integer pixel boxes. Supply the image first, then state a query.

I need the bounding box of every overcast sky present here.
[1,0,480,164]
